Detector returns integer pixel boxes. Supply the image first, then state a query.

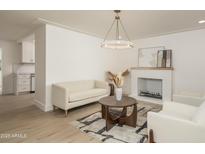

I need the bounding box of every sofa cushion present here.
[57,80,95,92]
[69,88,107,102]
[192,101,205,125]
[159,110,191,120]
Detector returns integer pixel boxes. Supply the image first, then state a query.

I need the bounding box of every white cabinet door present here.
[14,74,31,95]
[18,84,30,92]
[22,41,35,63]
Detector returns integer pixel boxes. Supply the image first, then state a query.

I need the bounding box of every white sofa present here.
[52,80,110,116]
[147,101,205,143]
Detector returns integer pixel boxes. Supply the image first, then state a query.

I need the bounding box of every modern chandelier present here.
[101,10,134,49]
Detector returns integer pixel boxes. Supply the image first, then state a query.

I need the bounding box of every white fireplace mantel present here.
[129,68,173,104]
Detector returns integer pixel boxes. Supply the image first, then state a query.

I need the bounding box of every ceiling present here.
[1,10,205,41]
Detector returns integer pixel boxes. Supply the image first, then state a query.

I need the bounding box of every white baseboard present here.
[45,105,53,112]
[173,94,204,106]
[34,99,54,112]
[34,99,46,111]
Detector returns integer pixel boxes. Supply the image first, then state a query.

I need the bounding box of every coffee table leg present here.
[121,107,127,117]
[119,104,137,128]
[127,104,137,127]
[118,107,127,126]
[105,106,115,131]
[101,105,105,119]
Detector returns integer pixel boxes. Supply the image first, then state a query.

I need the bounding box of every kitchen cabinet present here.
[14,74,31,95]
[21,41,35,63]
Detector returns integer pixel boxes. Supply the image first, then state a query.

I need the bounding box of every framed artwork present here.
[138,46,165,67]
[157,50,172,68]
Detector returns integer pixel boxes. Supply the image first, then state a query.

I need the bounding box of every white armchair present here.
[147,101,205,143]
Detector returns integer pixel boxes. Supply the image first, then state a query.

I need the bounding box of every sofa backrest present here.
[192,101,205,125]
[56,80,95,92]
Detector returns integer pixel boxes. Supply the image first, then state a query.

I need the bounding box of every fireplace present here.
[130,68,173,104]
[138,78,162,99]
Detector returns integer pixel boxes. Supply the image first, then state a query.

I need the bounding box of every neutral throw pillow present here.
[192,101,205,125]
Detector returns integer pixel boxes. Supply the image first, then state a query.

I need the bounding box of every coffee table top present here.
[99,96,137,107]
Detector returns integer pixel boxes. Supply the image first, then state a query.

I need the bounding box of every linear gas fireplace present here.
[130,68,172,104]
[138,78,162,100]
[139,91,162,99]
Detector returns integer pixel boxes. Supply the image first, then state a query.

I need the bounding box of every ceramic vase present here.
[115,88,122,101]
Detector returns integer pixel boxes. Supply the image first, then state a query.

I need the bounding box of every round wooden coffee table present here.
[99,96,137,131]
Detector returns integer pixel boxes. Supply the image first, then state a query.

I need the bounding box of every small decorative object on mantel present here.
[107,69,129,101]
[157,50,172,68]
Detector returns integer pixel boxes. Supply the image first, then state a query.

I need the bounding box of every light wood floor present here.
[0,94,101,143]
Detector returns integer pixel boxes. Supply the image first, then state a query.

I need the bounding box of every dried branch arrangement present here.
[107,69,129,88]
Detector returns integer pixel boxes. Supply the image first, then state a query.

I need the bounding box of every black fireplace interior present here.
[138,78,162,99]
[139,90,162,99]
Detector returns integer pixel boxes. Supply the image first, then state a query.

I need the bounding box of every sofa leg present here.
[149,129,155,143]
[65,110,68,117]
[53,105,57,111]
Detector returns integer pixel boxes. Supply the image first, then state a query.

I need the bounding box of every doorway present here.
[0,48,2,95]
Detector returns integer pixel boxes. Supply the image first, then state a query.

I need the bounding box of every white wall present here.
[34,24,205,111]
[45,24,120,110]
[0,40,21,94]
[34,26,46,110]
[123,29,205,104]
[113,49,138,94]
[34,24,120,111]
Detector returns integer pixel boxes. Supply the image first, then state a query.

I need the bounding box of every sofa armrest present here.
[52,84,70,110]
[147,111,205,142]
[163,101,198,117]
[95,80,110,95]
